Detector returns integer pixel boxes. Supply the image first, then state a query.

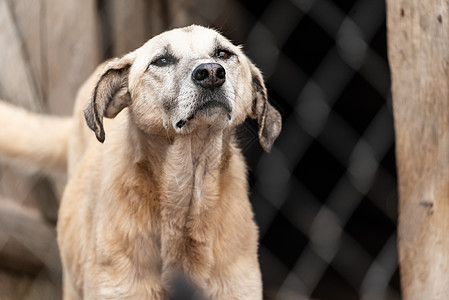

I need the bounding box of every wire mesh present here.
[0,0,398,299]
[237,0,398,299]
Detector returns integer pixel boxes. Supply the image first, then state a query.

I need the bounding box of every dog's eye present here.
[216,50,233,60]
[151,56,176,67]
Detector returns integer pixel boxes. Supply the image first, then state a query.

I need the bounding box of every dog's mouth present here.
[176,99,232,129]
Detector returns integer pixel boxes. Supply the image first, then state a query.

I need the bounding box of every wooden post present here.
[387,0,449,298]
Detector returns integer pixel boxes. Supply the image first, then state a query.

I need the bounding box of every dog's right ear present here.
[84,54,135,143]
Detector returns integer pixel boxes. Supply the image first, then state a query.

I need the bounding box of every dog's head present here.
[84,25,281,152]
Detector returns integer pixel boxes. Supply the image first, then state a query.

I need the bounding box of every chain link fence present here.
[240,0,398,299]
[0,0,398,299]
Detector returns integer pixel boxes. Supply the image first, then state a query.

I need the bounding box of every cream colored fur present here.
[0,25,282,299]
[0,101,71,172]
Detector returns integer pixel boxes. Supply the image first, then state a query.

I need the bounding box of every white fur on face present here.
[172,57,236,132]
[128,25,253,135]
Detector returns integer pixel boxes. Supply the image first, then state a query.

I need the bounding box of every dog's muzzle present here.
[175,63,231,129]
[192,63,225,89]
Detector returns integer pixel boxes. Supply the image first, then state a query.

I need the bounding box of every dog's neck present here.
[161,128,233,282]
[129,121,232,210]
[121,118,241,285]
[129,123,233,281]
[162,129,230,208]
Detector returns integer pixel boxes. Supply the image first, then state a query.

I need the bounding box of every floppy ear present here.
[249,62,282,152]
[84,55,134,143]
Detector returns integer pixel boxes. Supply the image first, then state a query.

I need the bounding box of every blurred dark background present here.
[206,0,397,298]
[234,1,398,299]
[0,0,398,299]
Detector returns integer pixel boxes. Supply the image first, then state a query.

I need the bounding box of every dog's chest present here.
[94,200,214,298]
[160,205,215,280]
[93,136,227,295]
[96,171,212,288]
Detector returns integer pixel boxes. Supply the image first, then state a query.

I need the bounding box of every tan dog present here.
[0,25,281,299]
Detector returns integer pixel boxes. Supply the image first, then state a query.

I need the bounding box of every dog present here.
[0,25,281,299]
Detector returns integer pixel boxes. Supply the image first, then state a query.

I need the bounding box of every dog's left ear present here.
[84,54,135,143]
[249,62,282,152]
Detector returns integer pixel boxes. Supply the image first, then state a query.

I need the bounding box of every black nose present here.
[192,63,226,88]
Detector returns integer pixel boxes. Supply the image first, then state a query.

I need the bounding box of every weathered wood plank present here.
[45,0,100,115]
[0,0,44,111]
[387,0,449,298]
